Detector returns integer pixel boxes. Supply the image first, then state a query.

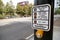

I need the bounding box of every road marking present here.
[25,34,34,39]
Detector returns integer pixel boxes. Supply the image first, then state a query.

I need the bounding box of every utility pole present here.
[32,0,54,40]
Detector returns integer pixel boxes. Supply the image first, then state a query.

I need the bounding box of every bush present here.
[55,8,60,15]
[0,14,5,19]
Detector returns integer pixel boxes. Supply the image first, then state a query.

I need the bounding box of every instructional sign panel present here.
[32,4,51,31]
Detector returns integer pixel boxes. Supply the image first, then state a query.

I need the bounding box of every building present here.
[55,0,60,8]
[18,1,29,6]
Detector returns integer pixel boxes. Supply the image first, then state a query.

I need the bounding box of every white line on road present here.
[25,34,34,40]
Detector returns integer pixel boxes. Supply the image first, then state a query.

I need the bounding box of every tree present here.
[5,2,9,14]
[28,4,33,15]
[16,3,33,17]
[5,0,14,17]
[16,3,26,16]
[16,4,21,15]
[55,8,60,15]
[0,0,4,14]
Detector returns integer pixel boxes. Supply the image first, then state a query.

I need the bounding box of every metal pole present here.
[34,0,54,40]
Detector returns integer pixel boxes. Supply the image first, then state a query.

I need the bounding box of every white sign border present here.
[31,4,51,31]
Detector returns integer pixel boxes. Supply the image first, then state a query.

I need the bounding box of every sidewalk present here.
[0,17,32,26]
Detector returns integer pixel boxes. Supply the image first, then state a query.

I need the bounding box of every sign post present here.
[32,0,54,40]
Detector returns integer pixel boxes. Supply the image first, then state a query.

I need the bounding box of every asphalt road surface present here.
[0,21,33,40]
[0,18,60,40]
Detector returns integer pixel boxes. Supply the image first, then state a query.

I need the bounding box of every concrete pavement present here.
[0,17,32,26]
[54,18,60,26]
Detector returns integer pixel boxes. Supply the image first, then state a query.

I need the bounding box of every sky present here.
[2,0,34,6]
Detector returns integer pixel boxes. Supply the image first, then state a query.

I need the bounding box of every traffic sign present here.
[32,4,51,31]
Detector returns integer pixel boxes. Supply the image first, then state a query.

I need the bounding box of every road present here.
[0,21,33,40]
[0,17,60,40]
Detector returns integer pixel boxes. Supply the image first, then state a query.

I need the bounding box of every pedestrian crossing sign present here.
[32,4,51,31]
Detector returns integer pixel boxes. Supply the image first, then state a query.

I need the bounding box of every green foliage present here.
[16,3,33,16]
[55,8,60,15]
[0,14,5,19]
[0,0,4,14]
[16,4,26,16]
[28,4,32,15]
[4,0,14,17]
[5,2,14,13]
[0,0,33,18]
